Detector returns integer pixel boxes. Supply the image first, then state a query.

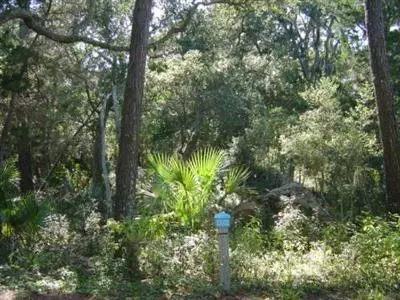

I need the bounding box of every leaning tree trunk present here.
[114,0,153,279]
[365,0,400,213]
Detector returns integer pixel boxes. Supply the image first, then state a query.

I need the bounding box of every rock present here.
[267,183,320,208]
[259,183,330,229]
[263,183,327,217]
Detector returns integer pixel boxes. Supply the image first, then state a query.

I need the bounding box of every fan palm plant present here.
[147,148,249,229]
[0,158,49,243]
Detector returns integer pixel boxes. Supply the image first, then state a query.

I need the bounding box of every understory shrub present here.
[139,231,218,282]
[348,214,400,291]
[2,203,400,299]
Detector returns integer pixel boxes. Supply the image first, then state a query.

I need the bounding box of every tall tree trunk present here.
[112,57,121,142]
[365,0,400,213]
[114,0,153,279]
[92,95,112,217]
[114,0,153,220]
[17,120,34,193]
[15,1,33,193]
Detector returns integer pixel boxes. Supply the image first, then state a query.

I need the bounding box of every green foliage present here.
[1,202,400,299]
[0,0,398,298]
[231,217,264,254]
[349,214,400,290]
[244,107,296,167]
[106,214,170,243]
[321,221,355,253]
[147,148,249,230]
[0,44,38,93]
[224,166,250,194]
[0,159,49,247]
[144,51,251,152]
[0,158,19,202]
[1,194,49,238]
[280,79,380,216]
[273,205,319,252]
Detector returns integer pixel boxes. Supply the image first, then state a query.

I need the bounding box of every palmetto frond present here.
[0,158,20,203]
[169,157,196,192]
[147,148,225,229]
[148,153,196,192]
[147,152,174,182]
[225,166,250,194]
[147,148,251,229]
[188,148,224,190]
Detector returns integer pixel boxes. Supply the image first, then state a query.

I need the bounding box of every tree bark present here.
[92,95,113,217]
[114,0,153,280]
[114,0,153,220]
[112,58,121,142]
[17,120,34,194]
[365,0,400,213]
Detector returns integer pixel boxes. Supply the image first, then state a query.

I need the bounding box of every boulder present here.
[262,183,327,218]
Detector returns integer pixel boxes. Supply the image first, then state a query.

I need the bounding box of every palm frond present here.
[147,153,174,182]
[168,157,195,192]
[147,148,249,230]
[1,194,49,237]
[0,158,20,203]
[225,166,250,194]
[188,148,224,189]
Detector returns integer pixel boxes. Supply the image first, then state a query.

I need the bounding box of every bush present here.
[273,204,320,252]
[348,214,400,291]
[139,231,218,281]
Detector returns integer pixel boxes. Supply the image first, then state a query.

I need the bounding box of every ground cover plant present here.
[1,156,400,299]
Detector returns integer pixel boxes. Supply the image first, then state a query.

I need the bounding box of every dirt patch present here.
[29,296,94,300]
[0,290,17,300]
[0,292,96,300]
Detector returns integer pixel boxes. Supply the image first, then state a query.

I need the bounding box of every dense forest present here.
[1,0,400,299]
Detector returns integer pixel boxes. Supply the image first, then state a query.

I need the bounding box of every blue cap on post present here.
[214,211,231,229]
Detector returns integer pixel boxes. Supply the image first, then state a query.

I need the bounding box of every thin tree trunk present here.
[92,95,112,217]
[180,102,202,160]
[100,96,112,216]
[112,57,121,142]
[365,0,400,213]
[17,120,34,193]
[114,0,153,220]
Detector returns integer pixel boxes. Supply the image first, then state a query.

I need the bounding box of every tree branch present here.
[150,6,197,48]
[0,8,130,51]
[0,0,240,52]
